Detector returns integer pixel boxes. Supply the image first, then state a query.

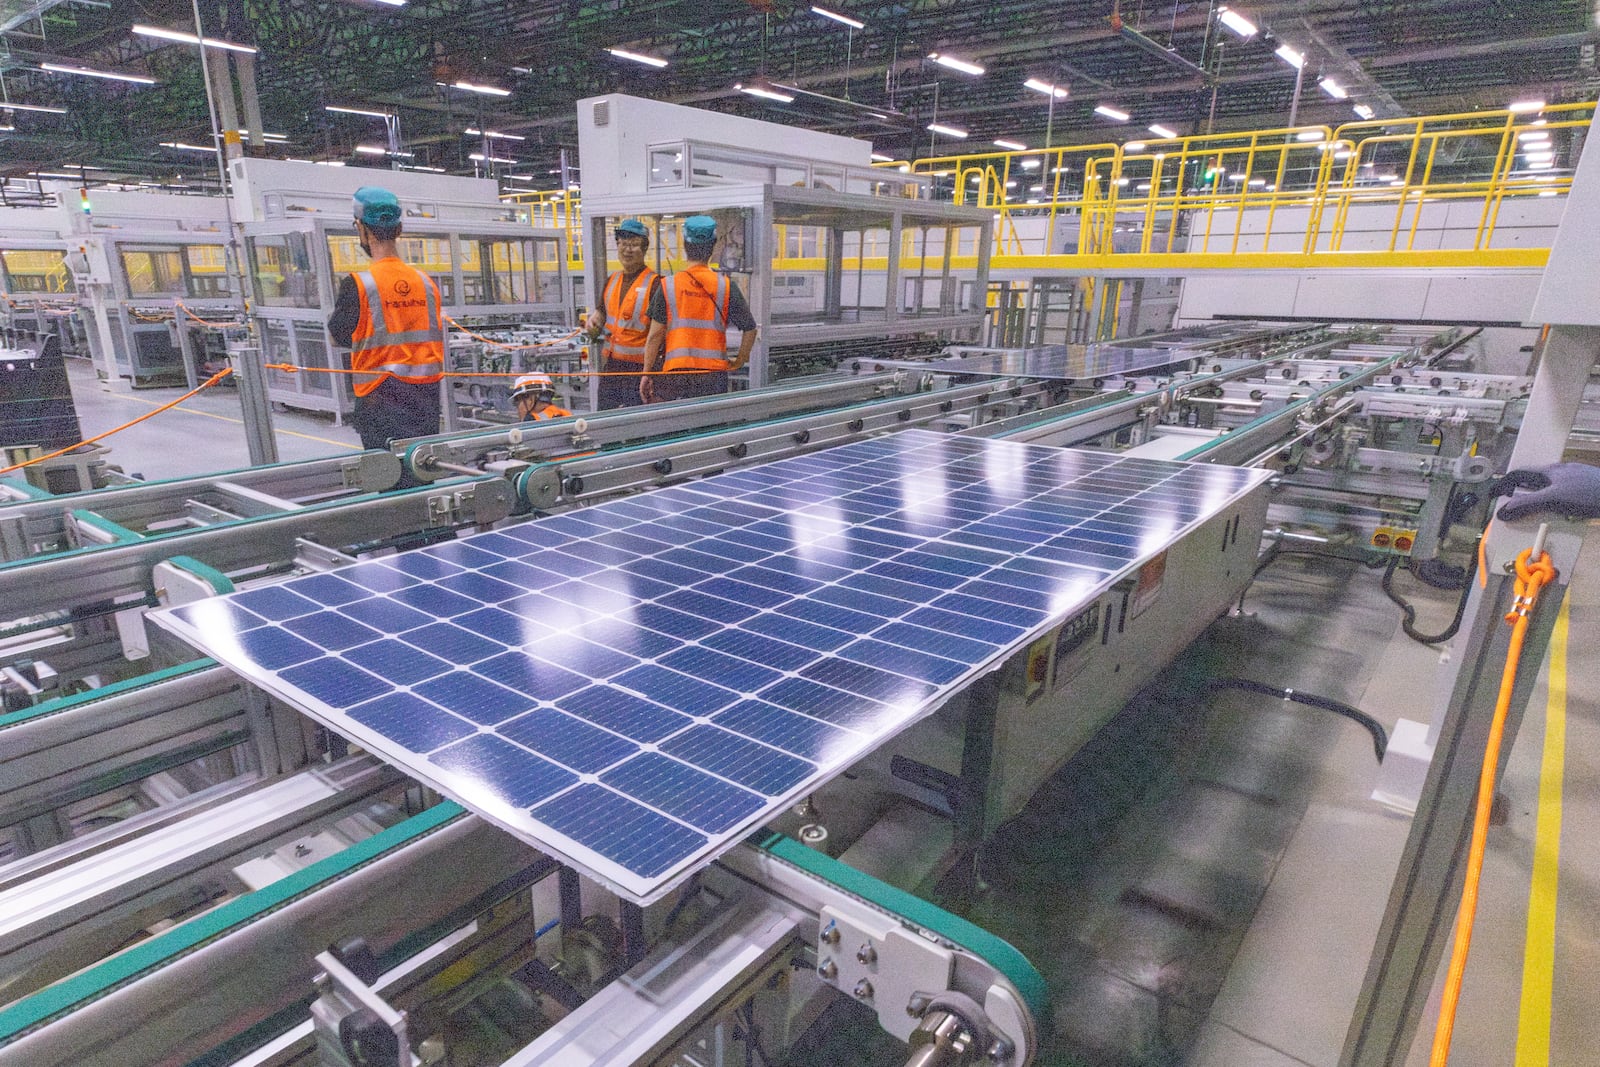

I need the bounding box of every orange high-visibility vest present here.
[661,266,731,373]
[526,405,572,421]
[601,268,657,368]
[349,257,445,398]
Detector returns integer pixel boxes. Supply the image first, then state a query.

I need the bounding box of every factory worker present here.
[509,373,571,421]
[327,185,446,450]
[640,215,758,403]
[584,218,660,409]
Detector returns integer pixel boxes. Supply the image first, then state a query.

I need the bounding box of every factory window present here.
[0,249,70,295]
[119,244,233,299]
[460,236,555,305]
[769,207,891,326]
[248,233,318,308]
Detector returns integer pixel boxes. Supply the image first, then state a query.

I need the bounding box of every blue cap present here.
[616,218,649,239]
[683,215,718,243]
[352,186,402,227]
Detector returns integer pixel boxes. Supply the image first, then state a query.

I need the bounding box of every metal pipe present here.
[422,458,488,477]
[903,1011,973,1067]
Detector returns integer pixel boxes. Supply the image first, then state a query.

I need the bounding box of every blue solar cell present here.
[389,583,481,619]
[797,658,937,708]
[402,621,504,665]
[475,652,589,703]
[602,753,765,833]
[742,611,852,652]
[532,784,705,878]
[501,708,637,773]
[622,557,715,587]
[462,531,541,557]
[429,734,577,809]
[942,530,1036,556]
[453,606,547,649]
[690,536,769,564]
[695,576,790,609]
[653,547,737,576]
[280,657,388,708]
[589,530,666,557]
[541,581,635,620]
[234,627,322,670]
[701,628,815,673]
[836,571,936,605]
[282,610,384,652]
[929,592,1048,630]
[614,663,742,717]
[339,596,435,635]
[579,568,675,603]
[533,635,639,680]
[291,574,368,607]
[713,700,860,762]
[659,725,814,795]
[757,675,889,730]
[875,620,1002,663]
[384,553,465,582]
[867,561,966,592]
[343,639,453,686]
[958,579,1059,611]
[482,559,560,589]
[336,563,420,595]
[658,645,783,694]
[427,541,504,571]
[628,603,722,640]
[725,565,821,596]
[438,571,524,604]
[776,598,884,635]
[902,605,1028,645]
[810,584,909,621]
[658,588,759,625]
[169,598,263,635]
[652,514,729,540]
[577,618,681,659]
[836,639,969,686]
[348,692,474,753]
[538,548,607,577]
[555,685,693,742]
[415,670,532,725]
[234,585,321,622]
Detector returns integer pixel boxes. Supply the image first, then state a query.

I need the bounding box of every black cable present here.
[1382,544,1478,647]
[1207,677,1388,762]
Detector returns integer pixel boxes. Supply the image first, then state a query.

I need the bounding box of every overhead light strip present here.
[1023,77,1068,99]
[447,80,510,97]
[1094,104,1130,121]
[1147,123,1177,139]
[606,47,668,68]
[132,24,256,54]
[1274,44,1305,69]
[1217,7,1258,39]
[810,5,864,29]
[41,62,156,85]
[928,53,985,76]
[465,127,526,141]
[326,104,392,119]
[926,122,968,138]
[0,101,68,114]
[993,138,1027,151]
[737,83,795,103]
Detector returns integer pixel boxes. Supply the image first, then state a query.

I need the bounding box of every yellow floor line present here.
[102,391,360,451]
[1515,596,1570,1066]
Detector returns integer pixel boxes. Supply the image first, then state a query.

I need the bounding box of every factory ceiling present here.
[0,0,1595,187]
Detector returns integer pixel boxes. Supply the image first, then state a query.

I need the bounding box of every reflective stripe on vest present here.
[661,267,731,373]
[602,269,656,366]
[350,259,446,397]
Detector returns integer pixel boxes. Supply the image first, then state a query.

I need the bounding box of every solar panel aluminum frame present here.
[151,432,1271,904]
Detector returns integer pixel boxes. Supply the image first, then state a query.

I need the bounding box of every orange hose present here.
[0,368,234,476]
[1428,545,1557,1066]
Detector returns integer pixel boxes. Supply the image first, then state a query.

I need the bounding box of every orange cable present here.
[0,368,234,477]
[174,301,249,330]
[262,362,694,380]
[1428,545,1557,1066]
[443,316,584,351]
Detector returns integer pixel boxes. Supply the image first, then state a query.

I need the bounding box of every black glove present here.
[1492,462,1600,521]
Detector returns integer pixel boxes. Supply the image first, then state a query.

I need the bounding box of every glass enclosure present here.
[769,206,894,326]
[647,140,928,200]
[900,222,984,318]
[119,244,232,298]
[248,232,320,308]
[460,236,561,305]
[0,249,71,295]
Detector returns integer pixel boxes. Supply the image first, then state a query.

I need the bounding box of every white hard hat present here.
[510,373,554,400]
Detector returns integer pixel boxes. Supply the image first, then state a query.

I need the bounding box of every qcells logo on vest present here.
[394,279,412,296]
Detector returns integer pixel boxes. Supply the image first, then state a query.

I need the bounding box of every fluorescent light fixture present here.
[993,138,1027,151]
[449,80,510,97]
[1147,123,1177,138]
[1318,77,1347,99]
[1388,177,1405,186]
[1228,172,1247,180]
[969,172,982,181]
[1136,182,1151,191]
[0,101,68,114]
[1124,141,1146,152]
[928,53,985,76]
[0,124,13,131]
[870,152,894,162]
[1507,99,1545,113]
[1524,150,1555,161]
[1248,178,1266,186]
[326,105,391,118]
[402,165,446,173]
[926,122,968,138]
[1527,162,1554,170]
[505,174,537,181]
[465,127,525,141]
[1020,159,1041,170]
[1334,149,1352,159]
[1029,184,1044,192]
[1094,104,1130,121]
[354,145,387,155]
[1353,103,1375,120]
[1295,129,1325,141]
[41,62,156,85]
[132,23,256,53]
[36,172,92,179]
[364,0,407,5]
[811,5,864,29]
[1024,77,1068,99]
[159,140,214,152]
[1539,190,1558,197]
[1518,131,1551,143]
[737,83,795,103]
[606,47,668,68]
[469,152,517,164]
[1217,7,1258,38]
[1005,180,1017,188]
[1114,177,1129,185]
[1274,45,1304,69]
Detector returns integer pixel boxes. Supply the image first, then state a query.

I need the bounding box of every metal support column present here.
[230,344,279,465]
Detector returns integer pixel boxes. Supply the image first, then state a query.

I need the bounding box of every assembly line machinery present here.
[0,313,1527,1067]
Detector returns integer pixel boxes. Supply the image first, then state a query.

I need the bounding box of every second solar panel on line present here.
[150,430,1267,902]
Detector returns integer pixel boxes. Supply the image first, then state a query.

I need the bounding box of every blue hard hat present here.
[683,215,718,242]
[615,218,649,239]
[352,186,402,227]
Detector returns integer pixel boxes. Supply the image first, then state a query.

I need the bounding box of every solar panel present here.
[150,430,1269,902]
[871,342,1212,381]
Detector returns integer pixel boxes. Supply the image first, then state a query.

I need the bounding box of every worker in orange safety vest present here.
[509,373,572,421]
[584,218,660,409]
[640,215,758,404]
[327,185,445,450]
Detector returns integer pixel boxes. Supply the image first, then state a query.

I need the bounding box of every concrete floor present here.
[47,356,1600,1066]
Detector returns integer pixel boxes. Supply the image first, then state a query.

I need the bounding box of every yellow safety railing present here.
[503,188,584,269]
[906,101,1592,270]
